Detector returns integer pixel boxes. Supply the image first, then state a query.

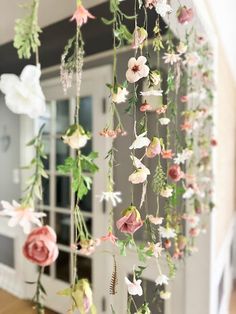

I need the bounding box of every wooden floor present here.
[0,289,57,314]
[230,288,236,314]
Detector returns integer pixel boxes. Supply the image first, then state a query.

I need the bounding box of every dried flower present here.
[132,27,148,49]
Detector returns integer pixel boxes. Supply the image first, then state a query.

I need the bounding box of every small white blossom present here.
[182,187,195,199]
[129,131,151,150]
[163,52,181,65]
[155,274,169,286]
[0,201,46,234]
[97,191,122,207]
[125,277,143,296]
[140,89,163,97]
[155,0,172,17]
[174,149,193,164]
[112,87,129,104]
[159,226,176,239]
[159,118,170,125]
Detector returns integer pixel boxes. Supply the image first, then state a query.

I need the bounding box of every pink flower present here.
[180,95,188,103]
[177,6,194,24]
[23,226,59,266]
[168,164,184,182]
[116,206,143,234]
[189,227,201,237]
[161,149,174,159]
[126,56,149,83]
[132,27,148,49]
[146,137,161,158]
[70,4,95,27]
[100,231,118,244]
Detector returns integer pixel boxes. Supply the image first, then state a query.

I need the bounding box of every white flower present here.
[125,277,143,296]
[126,56,150,83]
[140,89,163,97]
[112,87,129,104]
[163,52,181,65]
[147,215,163,225]
[182,214,200,228]
[159,226,176,239]
[153,242,163,258]
[129,156,150,184]
[155,0,172,17]
[0,200,46,234]
[129,131,150,150]
[160,186,173,198]
[184,52,200,67]
[177,42,187,54]
[97,191,122,207]
[155,274,169,286]
[0,65,46,119]
[174,149,193,164]
[159,118,170,125]
[160,291,171,300]
[62,126,90,149]
[182,187,195,199]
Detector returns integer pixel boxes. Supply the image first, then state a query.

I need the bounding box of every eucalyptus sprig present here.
[21,124,48,207]
[14,0,41,60]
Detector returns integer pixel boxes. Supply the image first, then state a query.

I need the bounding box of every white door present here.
[31,65,112,313]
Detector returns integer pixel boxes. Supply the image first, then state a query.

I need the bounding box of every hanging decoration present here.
[0,0,215,313]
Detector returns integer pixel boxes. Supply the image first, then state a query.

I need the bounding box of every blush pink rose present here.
[146,137,161,158]
[177,6,194,24]
[116,206,143,234]
[23,225,59,266]
[168,164,184,182]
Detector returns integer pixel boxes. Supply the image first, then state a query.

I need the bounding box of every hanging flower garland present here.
[0,0,216,313]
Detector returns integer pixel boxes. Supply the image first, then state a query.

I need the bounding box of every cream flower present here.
[160,186,173,198]
[0,65,46,118]
[129,131,151,150]
[112,87,129,104]
[153,242,163,258]
[97,191,122,207]
[155,274,169,286]
[125,277,143,296]
[62,125,90,149]
[126,56,150,83]
[140,89,163,97]
[163,52,181,65]
[160,291,171,300]
[147,215,163,225]
[177,42,187,54]
[159,118,170,125]
[155,0,172,17]
[129,156,150,184]
[150,71,161,85]
[0,201,46,234]
[159,226,176,239]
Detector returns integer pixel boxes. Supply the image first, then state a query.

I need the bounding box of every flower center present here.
[132,65,140,73]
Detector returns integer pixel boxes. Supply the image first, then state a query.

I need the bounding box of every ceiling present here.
[0,0,106,45]
[0,0,235,82]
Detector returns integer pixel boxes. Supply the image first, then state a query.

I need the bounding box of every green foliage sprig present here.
[14,0,41,60]
[22,124,48,206]
[58,151,99,200]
